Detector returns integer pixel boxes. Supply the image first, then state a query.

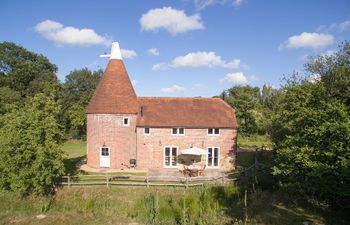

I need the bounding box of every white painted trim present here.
[99,146,111,168]
[207,128,220,136]
[206,146,220,168]
[163,146,178,168]
[143,127,151,135]
[171,127,185,136]
[123,117,130,126]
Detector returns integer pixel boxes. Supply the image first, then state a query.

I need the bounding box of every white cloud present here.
[219,72,249,84]
[194,0,244,10]
[35,20,63,32]
[339,20,350,32]
[281,32,334,50]
[147,48,160,56]
[307,74,321,83]
[152,63,169,71]
[152,51,241,70]
[121,49,137,59]
[35,20,111,46]
[317,20,350,33]
[140,7,204,35]
[160,85,186,93]
[172,52,223,68]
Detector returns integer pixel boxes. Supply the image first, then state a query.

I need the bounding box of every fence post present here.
[67,174,71,188]
[244,190,248,224]
[106,174,110,188]
[146,175,149,188]
[185,177,188,188]
[221,176,225,184]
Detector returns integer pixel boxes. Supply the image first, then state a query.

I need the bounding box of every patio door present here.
[100,147,110,168]
[164,146,178,168]
[207,147,219,168]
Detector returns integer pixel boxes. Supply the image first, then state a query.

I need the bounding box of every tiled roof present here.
[86,59,138,114]
[137,97,237,128]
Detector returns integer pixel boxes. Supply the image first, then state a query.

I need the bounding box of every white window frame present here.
[171,127,185,136]
[207,128,220,136]
[123,117,130,126]
[163,146,178,168]
[206,147,220,168]
[144,127,151,135]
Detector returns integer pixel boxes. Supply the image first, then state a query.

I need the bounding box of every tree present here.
[61,68,101,139]
[0,42,59,98]
[271,42,350,208]
[0,94,64,195]
[223,86,261,134]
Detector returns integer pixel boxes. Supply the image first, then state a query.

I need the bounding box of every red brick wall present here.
[87,114,237,171]
[136,127,236,171]
[87,114,137,169]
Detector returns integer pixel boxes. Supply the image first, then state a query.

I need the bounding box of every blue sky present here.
[1,0,349,97]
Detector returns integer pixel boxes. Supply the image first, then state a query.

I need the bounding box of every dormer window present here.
[208,128,220,135]
[123,117,130,126]
[172,127,185,135]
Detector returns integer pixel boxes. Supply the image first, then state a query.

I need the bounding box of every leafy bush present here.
[0,94,64,195]
[271,42,350,208]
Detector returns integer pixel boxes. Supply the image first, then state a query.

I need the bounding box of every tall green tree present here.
[62,68,101,139]
[0,42,59,98]
[271,42,350,208]
[223,86,261,134]
[0,94,64,195]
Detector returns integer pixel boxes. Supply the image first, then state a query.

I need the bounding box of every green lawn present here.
[238,135,272,148]
[61,140,86,159]
[62,140,86,175]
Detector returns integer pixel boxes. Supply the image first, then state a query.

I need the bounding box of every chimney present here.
[110,42,123,60]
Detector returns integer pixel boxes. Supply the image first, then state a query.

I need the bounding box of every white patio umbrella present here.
[181,147,207,156]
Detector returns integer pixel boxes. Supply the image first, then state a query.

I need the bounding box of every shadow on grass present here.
[63,156,85,175]
[217,150,350,225]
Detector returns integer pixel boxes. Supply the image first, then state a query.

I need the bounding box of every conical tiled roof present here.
[86,58,138,114]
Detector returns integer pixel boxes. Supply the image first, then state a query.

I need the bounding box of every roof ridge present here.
[137,96,216,100]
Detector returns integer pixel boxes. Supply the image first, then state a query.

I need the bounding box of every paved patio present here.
[80,163,147,174]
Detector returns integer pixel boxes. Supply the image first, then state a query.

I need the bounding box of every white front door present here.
[100,147,110,168]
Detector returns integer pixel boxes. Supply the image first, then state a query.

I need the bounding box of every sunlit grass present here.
[238,135,272,148]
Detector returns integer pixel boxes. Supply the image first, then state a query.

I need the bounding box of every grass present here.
[1,185,348,225]
[238,135,272,148]
[0,140,348,224]
[62,140,86,176]
[61,139,86,159]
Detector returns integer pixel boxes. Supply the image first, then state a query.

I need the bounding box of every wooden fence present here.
[61,174,236,188]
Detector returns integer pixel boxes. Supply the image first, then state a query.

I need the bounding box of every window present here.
[207,147,219,168]
[123,117,129,126]
[208,128,220,135]
[144,127,151,135]
[101,147,109,156]
[172,127,185,135]
[164,147,178,167]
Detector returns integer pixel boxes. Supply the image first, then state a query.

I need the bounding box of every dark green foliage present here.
[271,42,350,208]
[224,86,260,134]
[222,85,280,135]
[0,93,65,196]
[0,42,59,98]
[61,68,101,139]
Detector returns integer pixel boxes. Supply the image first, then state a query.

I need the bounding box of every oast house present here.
[86,42,238,172]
